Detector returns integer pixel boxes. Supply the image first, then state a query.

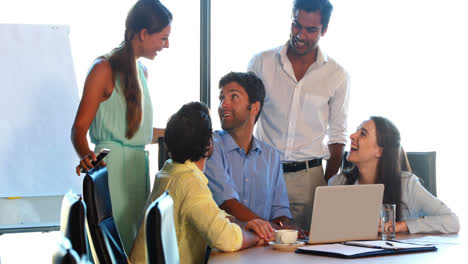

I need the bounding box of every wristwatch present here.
[272,219,283,227]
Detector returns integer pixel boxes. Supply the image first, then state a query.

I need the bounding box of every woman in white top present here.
[328,116,459,234]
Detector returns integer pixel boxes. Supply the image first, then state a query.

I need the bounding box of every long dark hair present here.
[344,116,403,220]
[107,0,172,139]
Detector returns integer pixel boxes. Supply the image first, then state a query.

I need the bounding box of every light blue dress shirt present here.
[205,130,292,221]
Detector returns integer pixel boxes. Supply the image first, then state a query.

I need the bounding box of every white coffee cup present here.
[275,229,298,244]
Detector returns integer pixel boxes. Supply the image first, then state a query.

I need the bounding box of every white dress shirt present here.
[248,43,350,162]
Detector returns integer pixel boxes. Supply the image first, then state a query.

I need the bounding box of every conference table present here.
[208,233,464,263]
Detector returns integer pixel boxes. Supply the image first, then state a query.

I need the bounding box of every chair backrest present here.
[158,137,169,170]
[59,191,87,257]
[83,166,128,264]
[145,191,179,264]
[406,151,437,197]
[341,151,353,172]
[52,235,82,264]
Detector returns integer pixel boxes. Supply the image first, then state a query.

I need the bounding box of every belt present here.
[283,159,322,173]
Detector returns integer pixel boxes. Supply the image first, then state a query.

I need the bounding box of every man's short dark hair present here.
[164,101,213,163]
[293,0,333,31]
[218,71,266,123]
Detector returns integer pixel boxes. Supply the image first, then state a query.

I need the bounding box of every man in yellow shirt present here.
[130,102,274,264]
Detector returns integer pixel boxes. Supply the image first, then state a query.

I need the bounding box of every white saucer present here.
[269,241,305,251]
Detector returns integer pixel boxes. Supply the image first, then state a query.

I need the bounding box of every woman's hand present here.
[244,219,275,243]
[395,221,409,233]
[75,152,106,175]
[378,220,409,233]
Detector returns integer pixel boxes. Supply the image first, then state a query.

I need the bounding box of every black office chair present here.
[59,191,88,258]
[83,166,128,264]
[52,235,82,264]
[158,137,169,170]
[406,151,437,197]
[145,191,179,264]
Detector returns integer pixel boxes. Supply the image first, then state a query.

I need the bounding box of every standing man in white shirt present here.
[248,0,350,230]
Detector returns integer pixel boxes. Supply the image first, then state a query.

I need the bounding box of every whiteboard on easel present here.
[0,24,81,197]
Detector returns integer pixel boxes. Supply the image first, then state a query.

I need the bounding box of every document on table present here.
[398,236,458,245]
[344,240,430,249]
[296,240,437,258]
[298,244,383,257]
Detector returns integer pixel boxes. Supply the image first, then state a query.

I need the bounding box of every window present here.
[211,0,291,129]
[211,0,468,223]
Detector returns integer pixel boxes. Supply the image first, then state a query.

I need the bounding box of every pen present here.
[343,241,400,250]
[343,242,384,249]
[385,241,400,249]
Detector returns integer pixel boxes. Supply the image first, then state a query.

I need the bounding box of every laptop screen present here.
[308,184,384,244]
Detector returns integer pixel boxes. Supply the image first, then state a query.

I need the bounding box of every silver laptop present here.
[308,184,384,244]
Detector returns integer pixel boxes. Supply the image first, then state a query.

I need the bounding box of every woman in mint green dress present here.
[71,0,172,253]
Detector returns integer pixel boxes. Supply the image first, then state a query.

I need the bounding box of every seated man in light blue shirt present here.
[205,72,292,228]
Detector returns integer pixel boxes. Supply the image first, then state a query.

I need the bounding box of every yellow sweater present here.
[130,160,242,263]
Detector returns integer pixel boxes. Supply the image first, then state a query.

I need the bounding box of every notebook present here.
[308,184,384,244]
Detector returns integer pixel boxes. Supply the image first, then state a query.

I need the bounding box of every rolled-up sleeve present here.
[327,71,350,145]
[205,141,240,205]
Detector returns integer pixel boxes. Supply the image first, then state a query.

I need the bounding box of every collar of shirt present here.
[217,130,262,156]
[165,159,209,185]
[278,41,328,73]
